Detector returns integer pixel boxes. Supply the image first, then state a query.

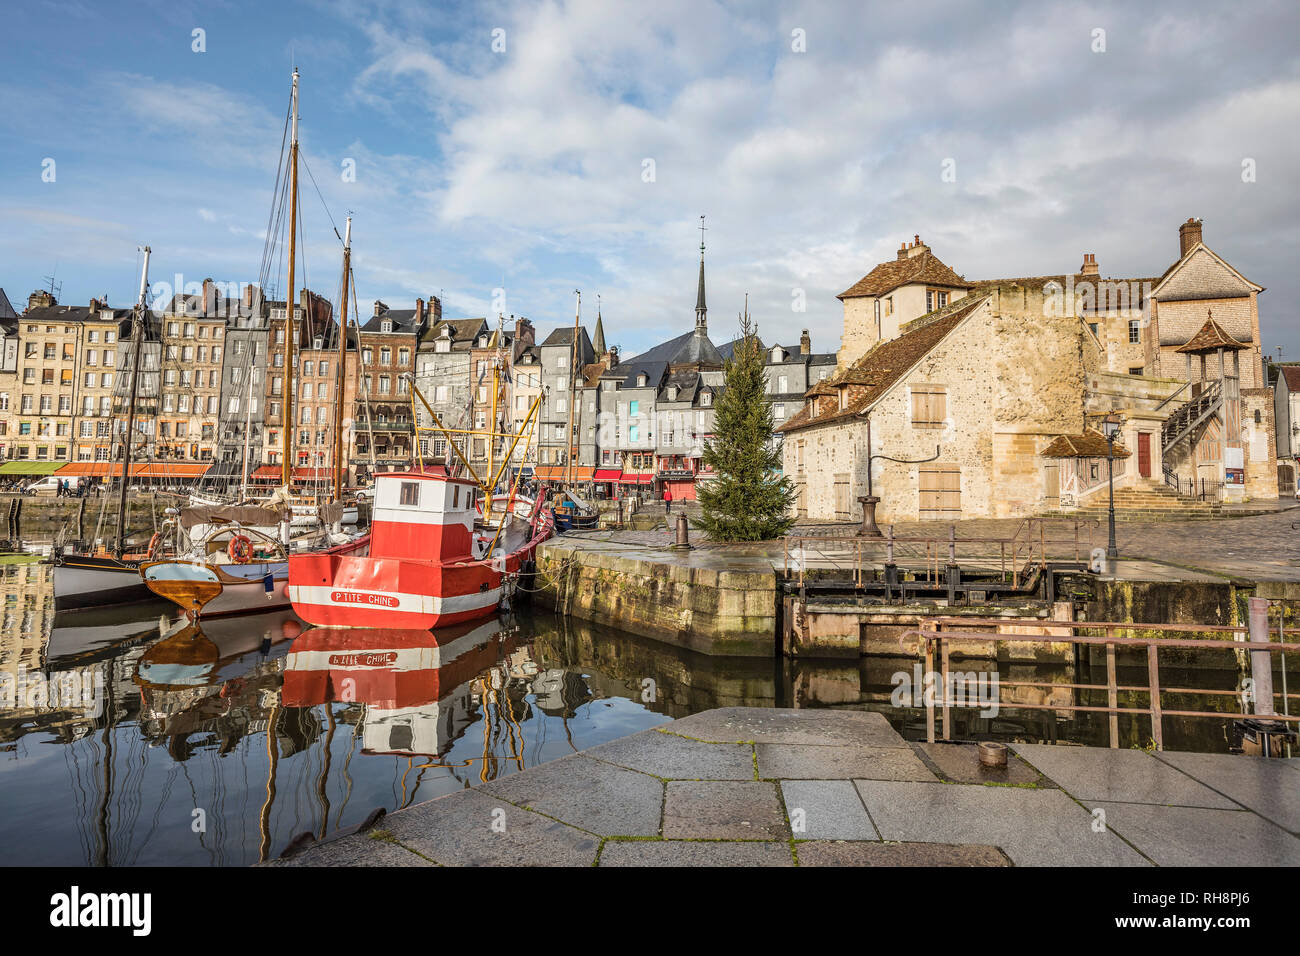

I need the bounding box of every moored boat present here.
[288,472,552,629]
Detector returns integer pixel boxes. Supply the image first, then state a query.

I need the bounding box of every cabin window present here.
[452,485,460,508]
[399,481,420,506]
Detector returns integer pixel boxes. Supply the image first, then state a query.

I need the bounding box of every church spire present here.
[695,214,707,334]
[593,294,606,355]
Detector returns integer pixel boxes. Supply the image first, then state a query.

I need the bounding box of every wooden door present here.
[1137,433,1151,478]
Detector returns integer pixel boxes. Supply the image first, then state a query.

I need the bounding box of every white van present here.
[25,475,83,495]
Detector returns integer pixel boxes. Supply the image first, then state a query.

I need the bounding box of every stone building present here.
[537,324,596,468]
[216,285,270,479]
[413,314,484,466]
[784,218,1280,522]
[352,299,429,474]
[8,292,82,464]
[262,289,334,473]
[72,299,127,463]
[836,236,974,367]
[156,279,232,463]
[1271,364,1300,495]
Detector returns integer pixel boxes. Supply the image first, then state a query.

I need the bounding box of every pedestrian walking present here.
[664,487,673,514]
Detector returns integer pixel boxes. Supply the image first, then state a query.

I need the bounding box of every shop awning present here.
[618,473,655,485]
[593,468,622,481]
[248,465,337,482]
[535,466,595,482]
[56,462,124,477]
[0,460,64,475]
[251,465,284,480]
[131,463,211,479]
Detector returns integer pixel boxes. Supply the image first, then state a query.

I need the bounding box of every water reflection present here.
[0,557,1265,866]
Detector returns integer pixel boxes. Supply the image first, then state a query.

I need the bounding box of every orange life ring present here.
[227,534,253,564]
[146,532,162,559]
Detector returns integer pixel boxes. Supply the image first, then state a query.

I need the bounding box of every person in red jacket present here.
[663,487,673,514]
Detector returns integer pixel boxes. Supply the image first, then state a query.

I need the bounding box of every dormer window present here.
[381,320,393,333]
[313,336,323,350]
[701,392,712,407]
[637,374,648,387]
[667,386,678,401]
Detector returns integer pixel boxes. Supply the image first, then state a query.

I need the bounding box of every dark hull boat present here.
[53,553,156,611]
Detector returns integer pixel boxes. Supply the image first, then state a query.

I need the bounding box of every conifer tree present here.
[697,307,796,541]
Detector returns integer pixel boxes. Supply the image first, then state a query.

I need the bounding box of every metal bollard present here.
[672,512,692,550]
[1248,596,1274,717]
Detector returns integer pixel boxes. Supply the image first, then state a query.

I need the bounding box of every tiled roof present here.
[1175,314,1250,353]
[778,294,987,434]
[1279,366,1300,392]
[838,248,972,300]
[1039,428,1130,459]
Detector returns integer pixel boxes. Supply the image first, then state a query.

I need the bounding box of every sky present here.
[1,0,1297,358]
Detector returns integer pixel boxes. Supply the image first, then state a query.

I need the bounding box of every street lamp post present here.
[1102,414,1122,561]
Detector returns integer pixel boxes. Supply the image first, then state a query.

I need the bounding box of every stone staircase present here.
[1069,483,1222,521]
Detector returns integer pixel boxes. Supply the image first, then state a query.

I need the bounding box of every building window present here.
[884,297,893,317]
[911,385,946,428]
[919,464,961,515]
[1129,367,1144,376]
[1128,320,1140,344]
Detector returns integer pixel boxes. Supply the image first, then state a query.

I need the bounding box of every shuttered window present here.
[919,465,961,515]
[911,385,946,428]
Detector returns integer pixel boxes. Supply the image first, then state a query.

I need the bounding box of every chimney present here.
[800,329,811,355]
[428,295,442,325]
[414,297,425,330]
[897,242,908,260]
[202,278,214,314]
[27,289,55,311]
[906,235,927,258]
[1179,217,1203,258]
[1079,253,1099,277]
[373,300,385,318]
[89,297,101,314]
[608,345,619,368]
[242,283,255,308]
[515,316,535,346]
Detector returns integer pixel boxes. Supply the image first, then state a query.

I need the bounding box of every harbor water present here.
[0,557,1256,866]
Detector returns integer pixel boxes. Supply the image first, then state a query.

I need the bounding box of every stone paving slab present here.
[598,840,794,867]
[796,841,1012,867]
[1096,803,1300,866]
[382,788,601,866]
[854,779,1149,866]
[759,743,935,781]
[665,706,906,747]
[1151,750,1300,832]
[1012,744,1238,809]
[662,780,790,840]
[916,742,1043,786]
[478,753,663,837]
[270,831,434,867]
[780,780,879,839]
[583,728,756,779]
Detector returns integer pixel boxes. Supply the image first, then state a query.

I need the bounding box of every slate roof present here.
[360,308,422,333]
[777,294,988,434]
[1040,428,1130,459]
[418,317,487,348]
[838,248,972,300]
[1176,314,1251,353]
[670,329,723,368]
[0,288,17,324]
[617,359,668,391]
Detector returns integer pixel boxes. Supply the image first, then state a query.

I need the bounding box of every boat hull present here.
[141,559,291,617]
[288,555,505,629]
[53,555,154,611]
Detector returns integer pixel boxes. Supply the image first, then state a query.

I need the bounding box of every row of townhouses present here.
[0,249,833,499]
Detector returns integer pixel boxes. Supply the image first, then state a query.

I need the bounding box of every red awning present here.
[248,465,337,481]
[250,465,282,480]
[593,469,622,481]
[618,473,654,485]
[56,461,209,478]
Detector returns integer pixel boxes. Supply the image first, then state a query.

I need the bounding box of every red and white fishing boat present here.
[287,471,552,629]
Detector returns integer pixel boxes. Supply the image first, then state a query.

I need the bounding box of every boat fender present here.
[263,573,275,596]
[228,534,253,564]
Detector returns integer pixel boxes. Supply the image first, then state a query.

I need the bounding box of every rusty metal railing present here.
[900,602,1300,751]
[782,518,1099,589]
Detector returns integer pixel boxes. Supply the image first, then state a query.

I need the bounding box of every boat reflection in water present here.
[282,619,523,772]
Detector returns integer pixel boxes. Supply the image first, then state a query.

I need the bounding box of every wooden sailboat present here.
[140,70,367,620]
[552,291,599,531]
[52,246,167,610]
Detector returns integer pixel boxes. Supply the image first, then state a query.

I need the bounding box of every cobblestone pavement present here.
[566,507,1300,581]
[271,707,1300,867]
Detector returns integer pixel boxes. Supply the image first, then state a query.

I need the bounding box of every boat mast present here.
[282,67,299,489]
[332,216,351,502]
[115,245,150,558]
[565,290,580,487]
[240,371,253,499]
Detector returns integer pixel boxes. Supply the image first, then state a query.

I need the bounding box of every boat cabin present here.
[371,472,482,562]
